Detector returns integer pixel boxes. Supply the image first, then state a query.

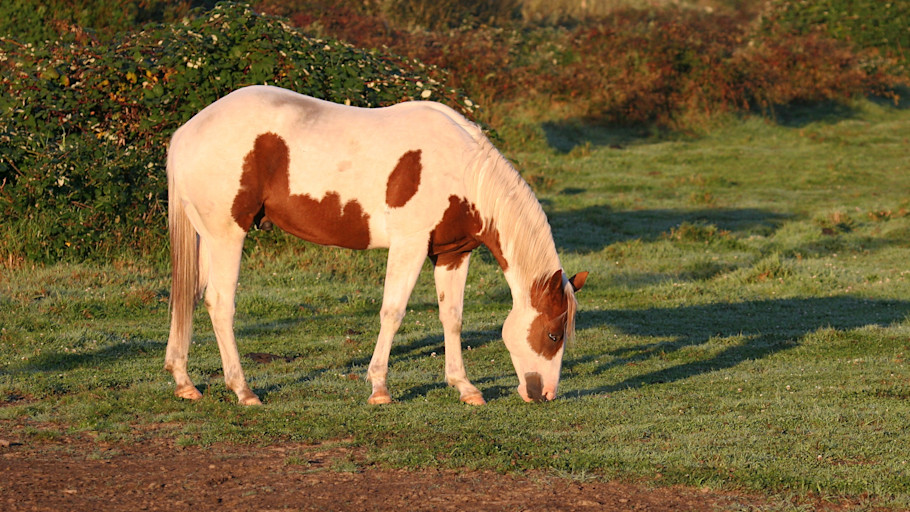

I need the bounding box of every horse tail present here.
[166,146,203,355]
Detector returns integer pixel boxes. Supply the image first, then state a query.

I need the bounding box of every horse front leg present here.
[366,239,428,404]
[434,254,485,405]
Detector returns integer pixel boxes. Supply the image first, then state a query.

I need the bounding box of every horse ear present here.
[547,270,564,293]
[569,271,588,292]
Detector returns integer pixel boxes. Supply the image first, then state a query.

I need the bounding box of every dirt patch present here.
[0,435,859,512]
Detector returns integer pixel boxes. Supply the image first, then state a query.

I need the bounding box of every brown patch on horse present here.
[427,195,508,271]
[275,192,371,249]
[232,133,286,231]
[528,270,569,360]
[231,132,371,249]
[385,150,422,208]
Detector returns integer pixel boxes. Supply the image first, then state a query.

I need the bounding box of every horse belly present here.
[264,193,389,250]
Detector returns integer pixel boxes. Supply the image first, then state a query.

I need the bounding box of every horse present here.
[165,85,587,405]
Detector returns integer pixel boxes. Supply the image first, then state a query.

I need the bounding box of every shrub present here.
[763,0,910,73]
[0,0,214,44]
[268,3,905,133]
[383,0,521,30]
[0,2,470,263]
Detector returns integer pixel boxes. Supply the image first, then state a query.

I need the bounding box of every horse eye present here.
[548,333,559,342]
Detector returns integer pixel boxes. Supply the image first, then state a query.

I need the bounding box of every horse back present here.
[168,86,482,249]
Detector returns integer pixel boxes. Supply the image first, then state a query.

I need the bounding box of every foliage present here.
[0,2,469,263]
[267,2,905,132]
[566,8,902,125]
[0,0,214,44]
[764,0,910,72]
[382,0,521,30]
[520,0,767,23]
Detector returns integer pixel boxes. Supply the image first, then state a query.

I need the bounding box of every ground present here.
[1,435,868,512]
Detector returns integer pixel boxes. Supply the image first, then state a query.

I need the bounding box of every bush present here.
[267,3,905,133]
[763,0,910,73]
[383,0,521,30]
[560,8,901,126]
[0,2,471,263]
[0,0,215,44]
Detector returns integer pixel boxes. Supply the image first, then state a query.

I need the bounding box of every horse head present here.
[503,270,587,402]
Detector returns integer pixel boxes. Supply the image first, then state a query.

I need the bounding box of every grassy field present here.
[2,99,909,508]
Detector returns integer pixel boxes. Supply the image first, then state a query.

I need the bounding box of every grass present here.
[2,99,910,508]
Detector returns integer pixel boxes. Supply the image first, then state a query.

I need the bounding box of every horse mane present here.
[425,104,575,334]
[564,281,578,345]
[466,135,563,299]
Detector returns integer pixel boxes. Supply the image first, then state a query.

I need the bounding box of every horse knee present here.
[439,305,463,329]
[380,305,406,326]
[204,291,235,324]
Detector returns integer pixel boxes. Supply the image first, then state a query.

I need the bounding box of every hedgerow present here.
[0,0,212,45]
[763,0,910,72]
[0,2,471,263]
[263,1,906,130]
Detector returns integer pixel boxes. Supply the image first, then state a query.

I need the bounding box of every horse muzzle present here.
[518,372,557,402]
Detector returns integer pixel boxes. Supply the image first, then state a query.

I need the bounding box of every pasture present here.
[2,96,909,509]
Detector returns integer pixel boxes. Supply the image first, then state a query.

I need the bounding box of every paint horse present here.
[165,85,587,405]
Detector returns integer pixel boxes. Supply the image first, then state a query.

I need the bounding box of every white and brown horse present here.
[165,85,586,405]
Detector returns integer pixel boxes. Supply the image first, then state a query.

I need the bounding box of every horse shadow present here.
[566,296,910,397]
[247,323,503,403]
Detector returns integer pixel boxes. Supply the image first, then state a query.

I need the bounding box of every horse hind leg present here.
[204,233,261,405]
[434,254,485,405]
[165,195,206,401]
[165,274,203,401]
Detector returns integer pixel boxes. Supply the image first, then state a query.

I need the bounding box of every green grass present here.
[2,99,910,508]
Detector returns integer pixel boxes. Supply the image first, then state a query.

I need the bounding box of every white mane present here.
[468,137,562,298]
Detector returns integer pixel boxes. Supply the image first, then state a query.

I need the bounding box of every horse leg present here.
[165,203,206,401]
[203,234,261,405]
[165,321,202,401]
[366,239,428,404]
[165,263,202,401]
[434,254,485,405]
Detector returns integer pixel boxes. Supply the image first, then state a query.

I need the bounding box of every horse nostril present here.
[524,372,543,402]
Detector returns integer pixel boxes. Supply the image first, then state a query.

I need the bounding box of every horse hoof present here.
[238,390,262,406]
[367,391,392,405]
[460,393,486,406]
[175,385,202,401]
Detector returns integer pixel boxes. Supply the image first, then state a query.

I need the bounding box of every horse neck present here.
[469,145,562,303]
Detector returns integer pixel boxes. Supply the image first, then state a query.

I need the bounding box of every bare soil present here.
[0,435,859,511]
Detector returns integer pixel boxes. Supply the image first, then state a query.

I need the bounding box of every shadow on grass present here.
[549,205,789,253]
[542,120,653,154]
[568,296,910,397]
[242,326,503,403]
[5,338,164,375]
[761,92,910,128]
[543,94,910,153]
